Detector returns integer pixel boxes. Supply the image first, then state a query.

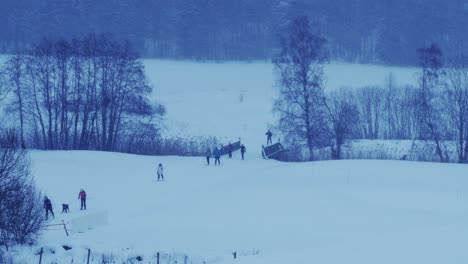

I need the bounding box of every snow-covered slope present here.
[11,150,468,264]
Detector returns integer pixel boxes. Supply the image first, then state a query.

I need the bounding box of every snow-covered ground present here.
[11,150,468,263]
[5,59,466,263]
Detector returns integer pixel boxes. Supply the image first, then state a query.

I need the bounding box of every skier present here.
[227,143,233,158]
[240,144,246,160]
[157,163,164,181]
[213,146,221,165]
[78,189,87,210]
[205,148,212,165]
[44,196,54,220]
[265,129,273,145]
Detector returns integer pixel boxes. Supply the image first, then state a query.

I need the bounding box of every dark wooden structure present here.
[262,142,285,159]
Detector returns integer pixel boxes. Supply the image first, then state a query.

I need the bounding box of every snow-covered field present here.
[5,59,467,263]
[13,150,468,264]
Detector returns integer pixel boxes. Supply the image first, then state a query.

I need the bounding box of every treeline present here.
[333,80,418,141]
[0,35,164,152]
[1,0,467,64]
[342,46,468,163]
[275,17,468,163]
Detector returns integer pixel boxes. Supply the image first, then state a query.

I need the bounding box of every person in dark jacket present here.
[205,148,212,165]
[240,144,246,160]
[213,147,221,165]
[44,196,54,220]
[266,129,273,145]
[78,189,87,210]
[227,143,233,158]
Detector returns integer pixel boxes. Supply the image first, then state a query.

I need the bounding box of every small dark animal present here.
[62,203,69,213]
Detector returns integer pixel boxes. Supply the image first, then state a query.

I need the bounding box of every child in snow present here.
[78,189,87,210]
[157,163,164,181]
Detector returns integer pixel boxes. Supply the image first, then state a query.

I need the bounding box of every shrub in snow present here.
[0,131,45,247]
[124,135,219,156]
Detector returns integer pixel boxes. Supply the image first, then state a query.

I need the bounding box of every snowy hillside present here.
[11,150,468,263]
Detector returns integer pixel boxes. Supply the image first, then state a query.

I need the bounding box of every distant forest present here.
[1,0,468,65]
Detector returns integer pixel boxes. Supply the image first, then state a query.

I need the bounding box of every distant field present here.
[143,59,418,144]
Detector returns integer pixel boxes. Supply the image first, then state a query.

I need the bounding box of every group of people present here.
[202,129,275,166]
[204,143,247,165]
[43,189,87,220]
[154,129,274,179]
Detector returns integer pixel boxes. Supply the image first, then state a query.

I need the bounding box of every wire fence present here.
[35,247,258,264]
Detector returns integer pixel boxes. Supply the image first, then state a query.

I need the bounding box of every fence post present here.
[156,252,159,264]
[87,248,91,264]
[38,247,43,264]
[62,220,69,237]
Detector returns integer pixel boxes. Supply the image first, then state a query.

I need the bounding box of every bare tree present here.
[445,57,468,162]
[324,88,359,159]
[356,86,383,139]
[3,35,161,152]
[273,16,328,160]
[416,43,449,162]
[5,53,27,148]
[382,73,397,139]
[0,131,44,247]
[0,68,10,104]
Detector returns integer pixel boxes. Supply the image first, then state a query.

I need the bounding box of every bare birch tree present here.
[273,16,328,160]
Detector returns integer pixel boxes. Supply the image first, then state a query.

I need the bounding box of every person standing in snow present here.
[44,196,54,220]
[240,144,246,160]
[78,189,87,210]
[265,129,273,145]
[157,163,164,181]
[205,148,212,165]
[227,143,233,158]
[213,147,221,165]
